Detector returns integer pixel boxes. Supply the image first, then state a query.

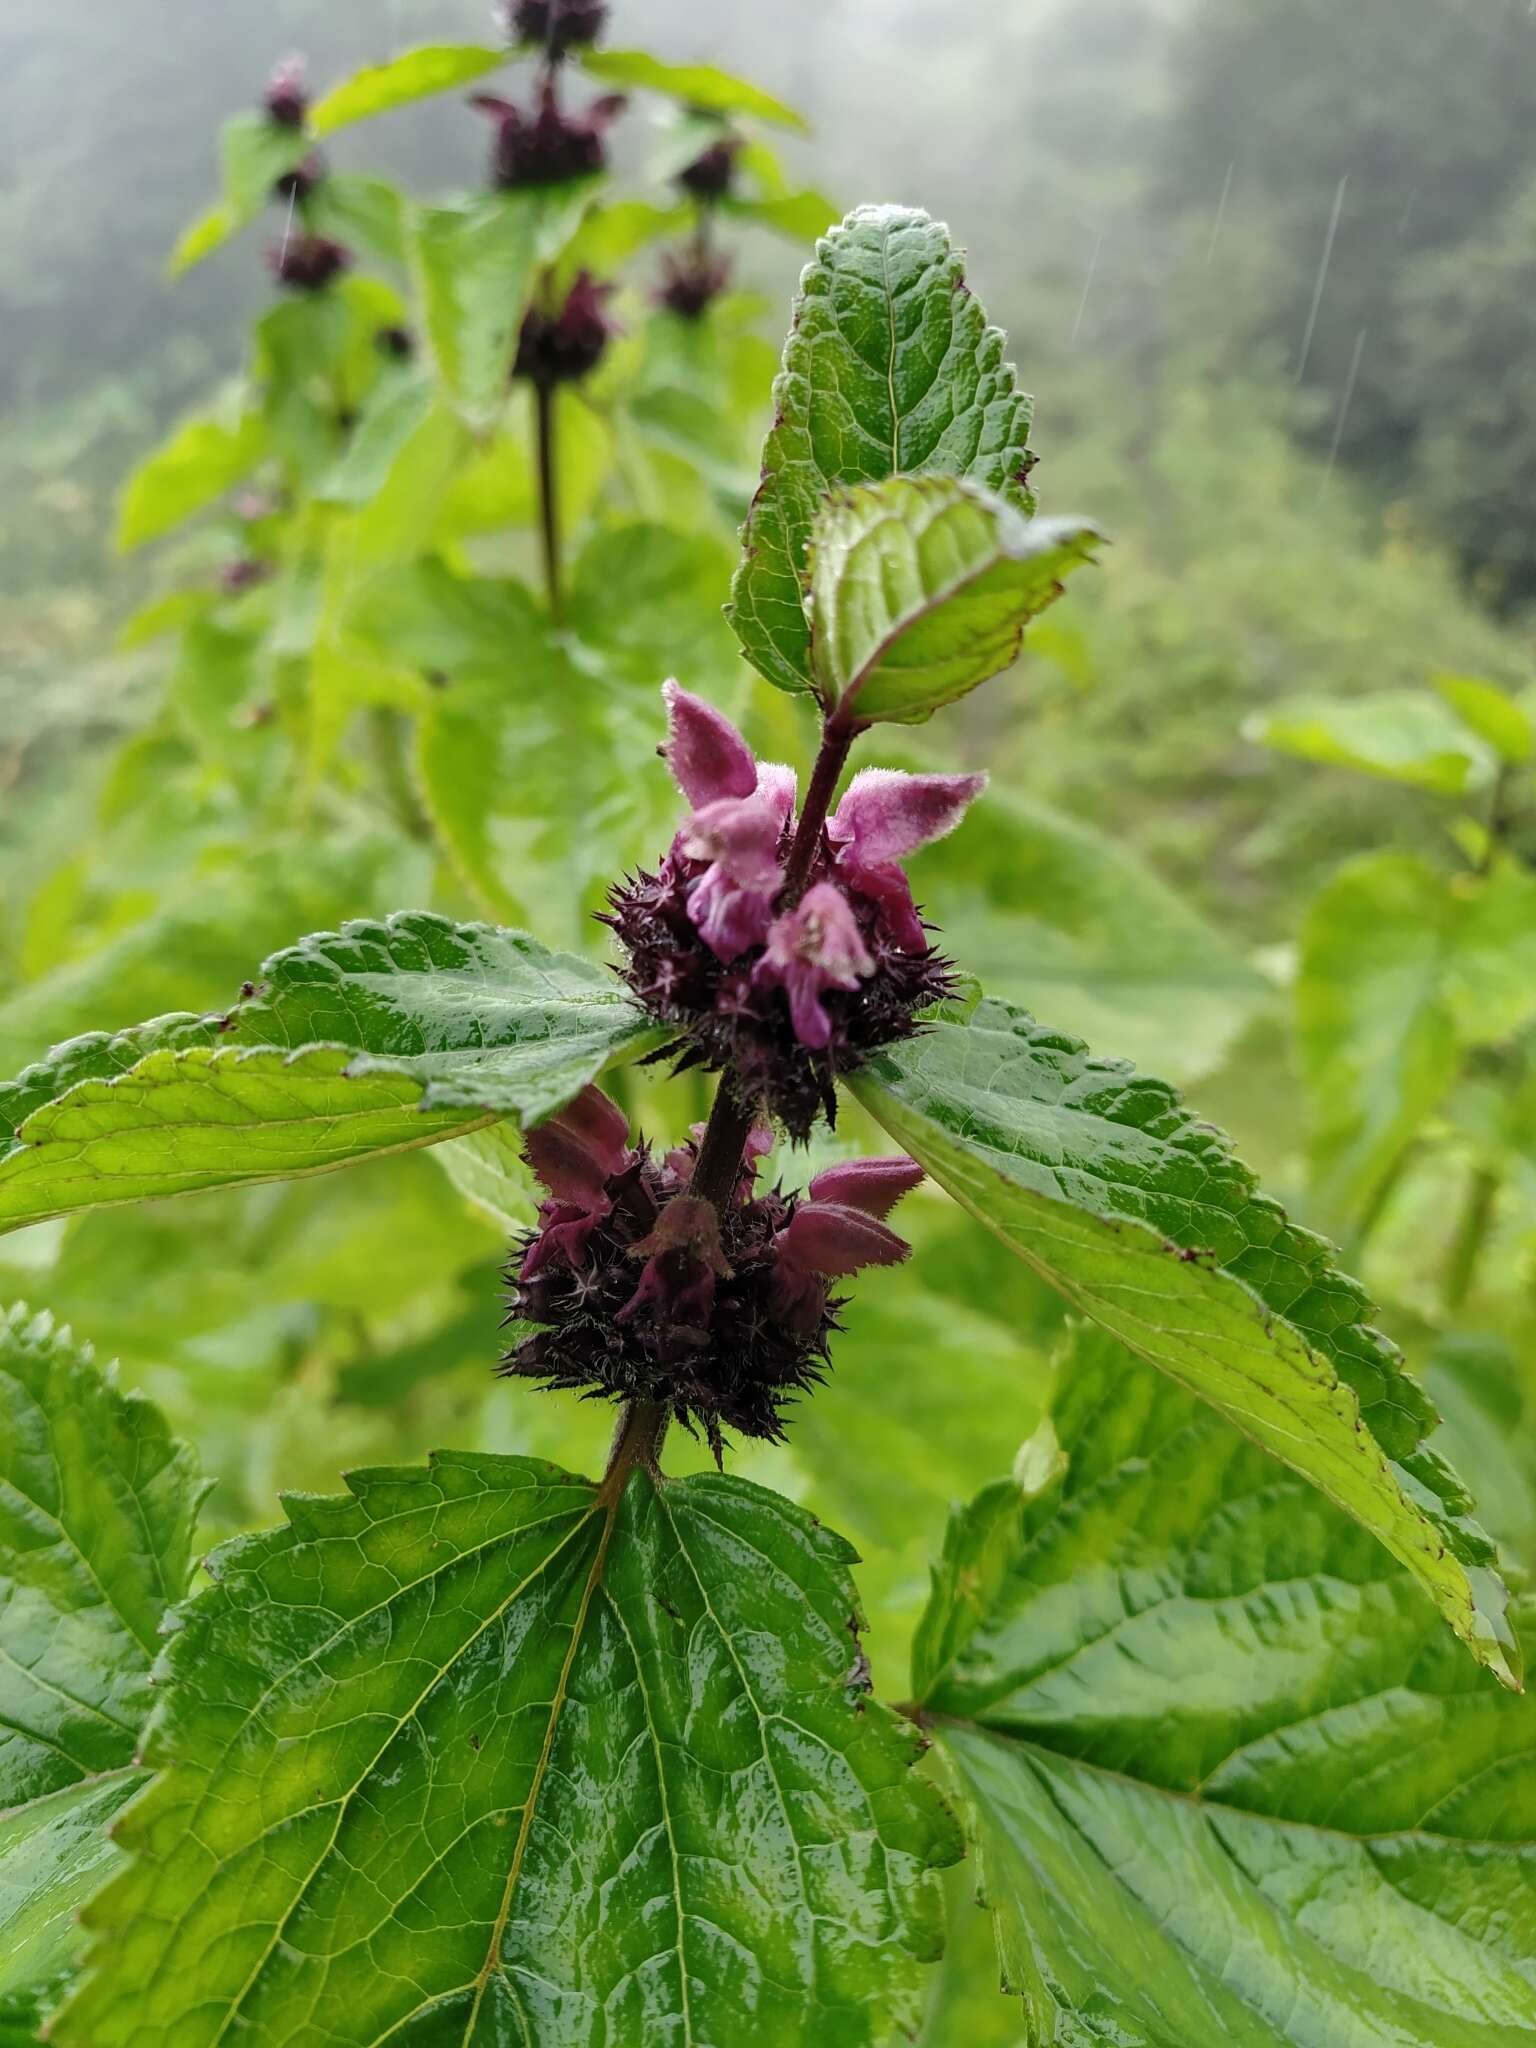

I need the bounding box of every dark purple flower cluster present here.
[656,247,732,320]
[676,137,741,202]
[267,232,351,292]
[504,0,608,57]
[606,686,979,1137]
[264,55,309,129]
[502,1087,922,1455]
[513,272,618,387]
[472,82,624,188]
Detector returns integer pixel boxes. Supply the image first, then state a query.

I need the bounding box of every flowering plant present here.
[0,31,1531,2048]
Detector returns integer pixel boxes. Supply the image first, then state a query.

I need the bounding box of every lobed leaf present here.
[0,1305,203,2038]
[808,475,1100,722]
[728,206,1037,695]
[309,44,506,137]
[58,1456,960,2047]
[851,997,1517,1683]
[0,914,662,1234]
[920,1330,1536,2045]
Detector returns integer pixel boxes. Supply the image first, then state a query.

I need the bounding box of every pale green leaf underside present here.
[310,45,506,136]
[851,999,1515,1683]
[728,205,1036,695]
[412,189,593,430]
[0,1305,202,2035]
[1251,689,1495,794]
[579,48,807,130]
[810,476,1099,722]
[922,1334,1536,2045]
[0,914,662,1234]
[1297,850,1536,1220]
[903,783,1266,1083]
[59,1457,960,2048]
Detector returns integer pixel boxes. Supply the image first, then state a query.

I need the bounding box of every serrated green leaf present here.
[808,476,1100,723]
[116,406,265,550]
[850,997,1516,1683]
[412,189,592,431]
[0,1304,203,2037]
[0,914,663,1234]
[579,47,808,129]
[57,1456,959,2047]
[1434,671,1535,764]
[921,1330,1536,2045]
[905,784,1267,1083]
[1251,688,1495,794]
[729,206,1036,694]
[309,43,505,136]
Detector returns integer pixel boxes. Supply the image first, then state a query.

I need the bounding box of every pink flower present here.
[771,1155,924,1331]
[519,1085,631,1276]
[664,683,797,960]
[752,883,874,1049]
[827,768,987,952]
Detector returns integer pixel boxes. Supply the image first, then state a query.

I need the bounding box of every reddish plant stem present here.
[780,720,856,904]
[534,379,562,622]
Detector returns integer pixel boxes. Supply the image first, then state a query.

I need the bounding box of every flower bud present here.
[504,0,608,57]
[264,55,309,129]
[675,137,741,203]
[656,247,732,321]
[512,272,619,388]
[267,232,351,292]
[472,82,623,189]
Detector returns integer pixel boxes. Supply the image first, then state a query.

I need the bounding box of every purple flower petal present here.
[662,680,757,808]
[752,882,874,1048]
[829,768,988,865]
[806,1156,924,1219]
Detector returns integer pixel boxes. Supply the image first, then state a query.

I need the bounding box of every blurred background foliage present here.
[4,4,1536,2037]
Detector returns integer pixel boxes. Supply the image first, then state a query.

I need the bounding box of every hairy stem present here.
[534,380,562,622]
[687,1081,758,1207]
[1443,1163,1500,1314]
[781,721,855,903]
[599,1397,668,1504]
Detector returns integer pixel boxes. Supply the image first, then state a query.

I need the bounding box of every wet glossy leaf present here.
[58,1457,959,2048]
[580,48,808,129]
[0,1304,202,2038]
[309,44,506,137]
[808,476,1100,722]
[851,997,1517,1683]
[728,206,1036,695]
[1250,688,1495,794]
[0,915,662,1234]
[116,404,265,550]
[921,1330,1536,2045]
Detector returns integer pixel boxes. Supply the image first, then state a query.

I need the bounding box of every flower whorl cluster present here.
[513,272,619,387]
[606,685,983,1136]
[504,0,609,57]
[502,1085,923,1455]
[471,82,624,189]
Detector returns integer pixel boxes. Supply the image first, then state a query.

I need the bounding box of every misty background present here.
[5,0,1536,940]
